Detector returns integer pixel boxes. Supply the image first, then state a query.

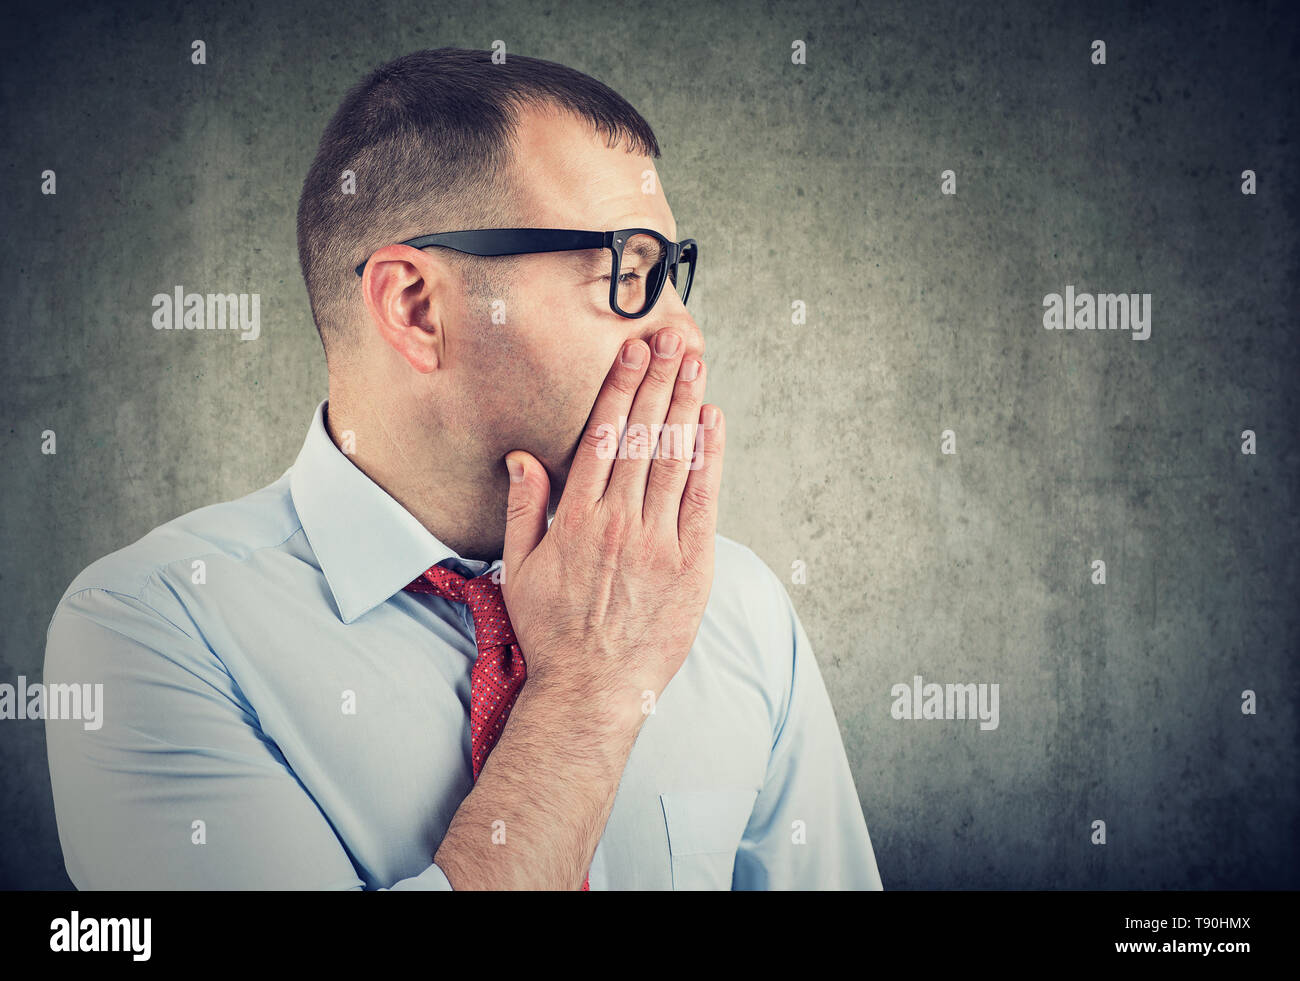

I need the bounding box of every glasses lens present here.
[615,233,671,316]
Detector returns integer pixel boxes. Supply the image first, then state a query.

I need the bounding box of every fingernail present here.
[620,340,645,368]
[680,359,700,382]
[702,405,718,429]
[655,331,680,357]
[506,457,524,482]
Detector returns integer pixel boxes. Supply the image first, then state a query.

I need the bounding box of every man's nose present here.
[637,293,704,363]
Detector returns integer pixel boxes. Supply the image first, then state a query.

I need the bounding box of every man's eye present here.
[600,271,642,286]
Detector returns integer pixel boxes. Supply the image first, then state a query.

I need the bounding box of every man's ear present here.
[358,245,453,374]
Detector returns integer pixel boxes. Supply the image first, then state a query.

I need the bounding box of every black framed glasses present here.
[354,228,697,319]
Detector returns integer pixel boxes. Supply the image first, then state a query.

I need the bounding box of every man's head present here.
[296,47,703,505]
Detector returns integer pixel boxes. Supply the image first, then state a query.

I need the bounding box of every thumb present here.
[502,450,550,581]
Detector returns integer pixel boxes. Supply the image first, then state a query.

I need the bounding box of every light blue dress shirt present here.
[44,400,884,890]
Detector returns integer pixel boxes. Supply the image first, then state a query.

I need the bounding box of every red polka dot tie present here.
[405,562,591,891]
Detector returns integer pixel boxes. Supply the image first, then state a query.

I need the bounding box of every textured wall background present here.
[1,0,1296,889]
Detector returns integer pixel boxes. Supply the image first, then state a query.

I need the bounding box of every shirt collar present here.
[289,399,499,624]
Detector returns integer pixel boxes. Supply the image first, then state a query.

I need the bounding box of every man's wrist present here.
[510,678,643,772]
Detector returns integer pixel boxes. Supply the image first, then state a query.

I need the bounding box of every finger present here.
[502,450,551,585]
[605,328,685,510]
[643,357,706,529]
[561,339,650,507]
[677,404,725,562]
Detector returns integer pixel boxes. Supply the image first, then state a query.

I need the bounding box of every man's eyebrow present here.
[566,237,670,274]
[623,238,666,263]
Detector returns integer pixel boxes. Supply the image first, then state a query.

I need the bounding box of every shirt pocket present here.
[659,788,759,890]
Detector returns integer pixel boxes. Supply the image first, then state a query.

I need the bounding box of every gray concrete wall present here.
[2,0,1296,889]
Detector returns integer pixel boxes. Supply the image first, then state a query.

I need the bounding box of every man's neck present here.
[323,395,509,562]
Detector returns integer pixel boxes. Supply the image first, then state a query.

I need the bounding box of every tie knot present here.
[406,562,470,602]
[405,563,515,648]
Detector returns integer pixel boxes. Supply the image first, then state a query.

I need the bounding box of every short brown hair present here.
[296,47,661,364]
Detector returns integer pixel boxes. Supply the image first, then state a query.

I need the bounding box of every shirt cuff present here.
[383,862,454,890]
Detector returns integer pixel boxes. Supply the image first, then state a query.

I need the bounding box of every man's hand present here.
[433,327,722,889]
[499,327,724,733]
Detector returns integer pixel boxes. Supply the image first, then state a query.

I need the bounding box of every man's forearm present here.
[433,679,643,889]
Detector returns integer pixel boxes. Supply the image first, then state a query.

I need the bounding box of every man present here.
[44,47,883,890]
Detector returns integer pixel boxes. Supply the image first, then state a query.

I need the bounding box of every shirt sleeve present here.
[731,572,885,890]
[44,586,452,890]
